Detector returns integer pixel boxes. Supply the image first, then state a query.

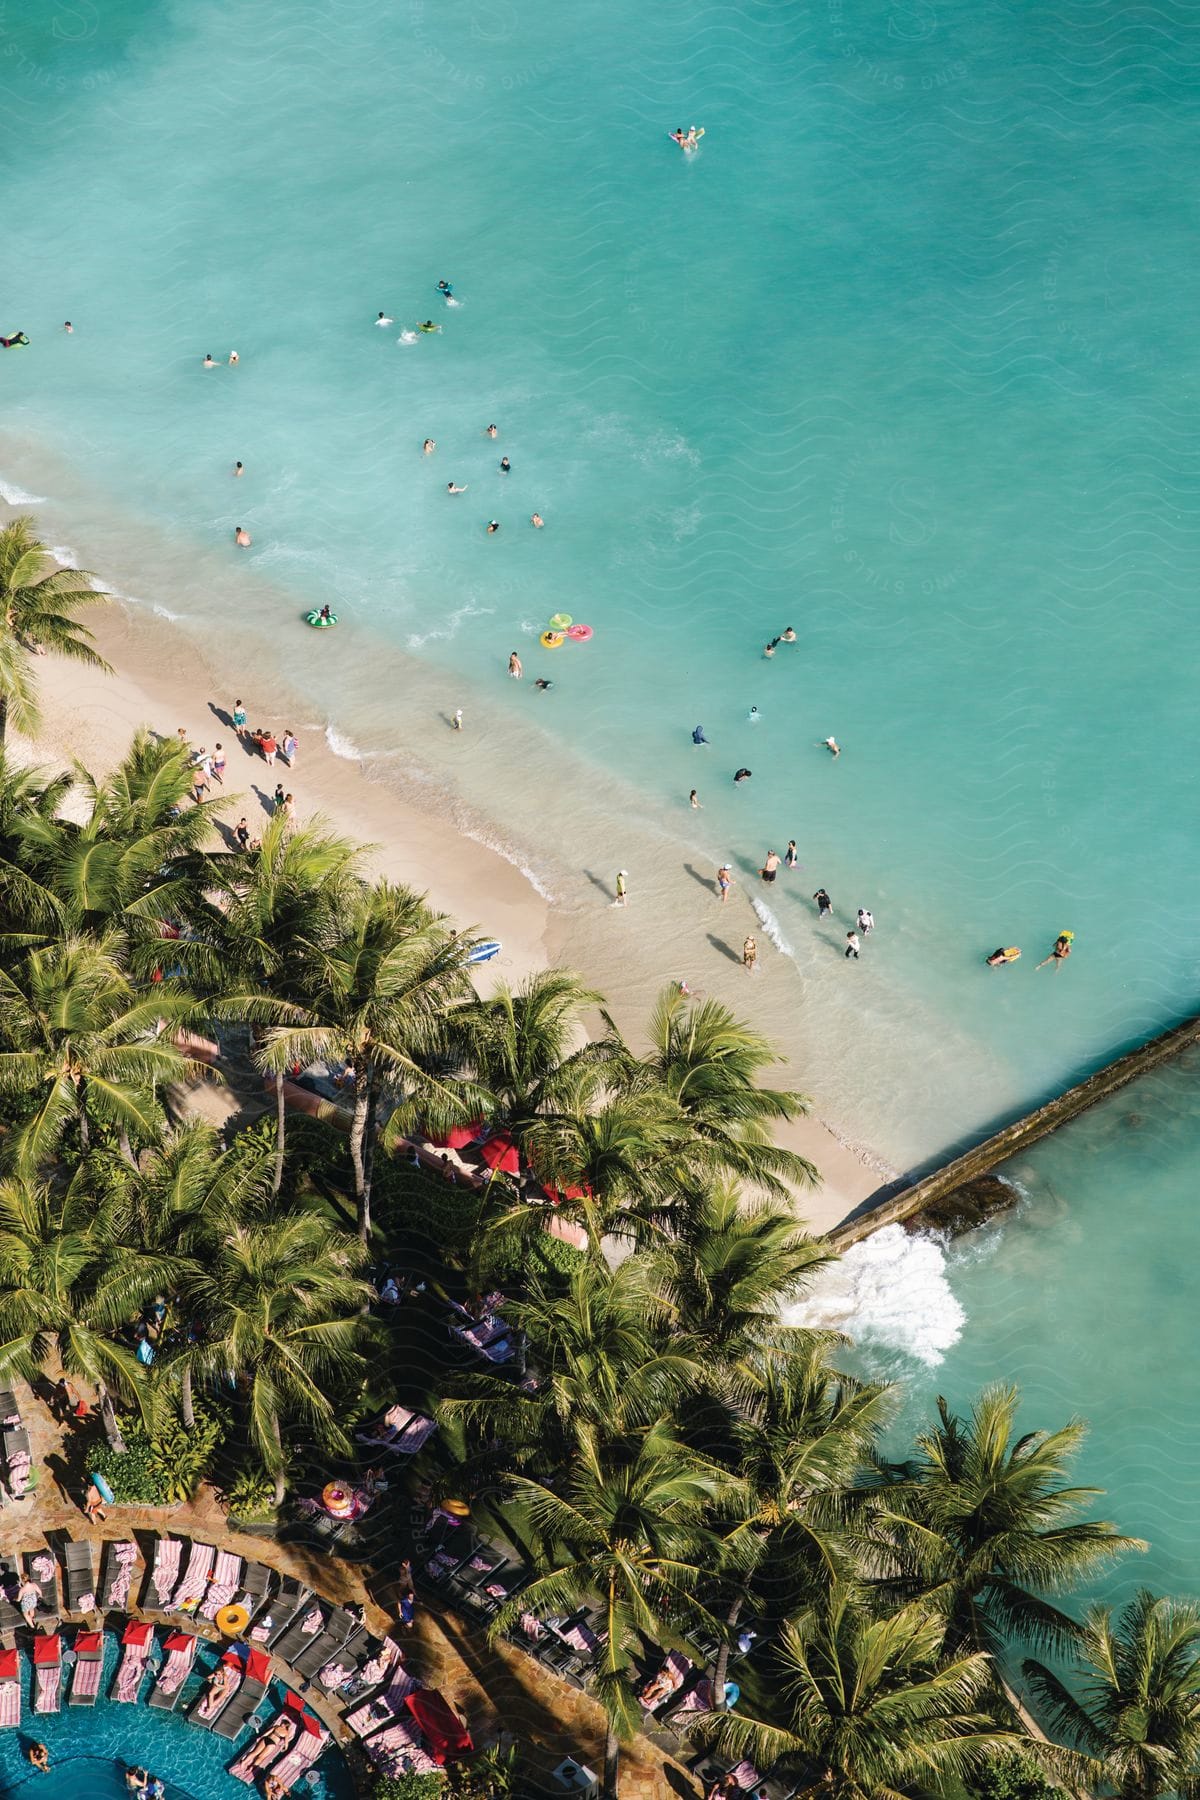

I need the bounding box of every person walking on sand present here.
[760,849,780,883]
[813,887,833,919]
[232,699,248,738]
[508,651,523,679]
[743,936,758,973]
[845,930,860,959]
[273,782,286,812]
[785,840,798,867]
[210,743,226,785]
[1036,930,1074,971]
[235,818,251,851]
[261,731,277,767]
[614,870,628,908]
[281,729,298,767]
[282,792,296,826]
[857,906,874,934]
[452,709,463,730]
[717,864,732,903]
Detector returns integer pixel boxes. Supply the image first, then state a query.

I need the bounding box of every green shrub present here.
[92,1407,223,1505]
[370,1773,447,1800]
[219,1467,278,1522]
[973,1753,1060,1800]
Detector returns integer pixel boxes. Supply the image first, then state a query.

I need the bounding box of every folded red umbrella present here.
[404,1687,473,1763]
[426,1120,483,1151]
[33,1635,61,1663]
[479,1133,520,1175]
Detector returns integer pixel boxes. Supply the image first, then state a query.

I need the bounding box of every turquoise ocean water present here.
[800,1047,1200,1614]
[2,0,1200,1621]
[2,0,1200,1167]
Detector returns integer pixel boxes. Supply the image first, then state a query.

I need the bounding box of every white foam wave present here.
[0,475,47,506]
[49,542,80,568]
[325,724,365,761]
[785,1223,965,1367]
[406,598,494,650]
[457,821,555,903]
[751,897,794,957]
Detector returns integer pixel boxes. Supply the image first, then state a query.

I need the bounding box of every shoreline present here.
[11,590,884,1234]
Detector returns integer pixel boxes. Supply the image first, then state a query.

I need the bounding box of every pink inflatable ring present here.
[566,623,593,642]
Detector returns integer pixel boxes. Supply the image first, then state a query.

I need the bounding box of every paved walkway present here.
[4,1377,701,1797]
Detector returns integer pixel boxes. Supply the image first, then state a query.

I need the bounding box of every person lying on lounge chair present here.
[197,1660,239,1719]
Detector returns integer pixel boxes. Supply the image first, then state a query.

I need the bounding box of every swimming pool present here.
[0,1637,353,1800]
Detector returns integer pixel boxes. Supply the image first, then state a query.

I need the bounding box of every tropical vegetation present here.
[0,563,1187,1800]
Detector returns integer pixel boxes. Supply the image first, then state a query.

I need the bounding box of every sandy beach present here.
[11,589,882,1235]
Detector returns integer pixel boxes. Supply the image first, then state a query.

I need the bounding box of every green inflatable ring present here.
[305,611,339,629]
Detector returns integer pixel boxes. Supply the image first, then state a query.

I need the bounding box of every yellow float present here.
[539,631,565,649]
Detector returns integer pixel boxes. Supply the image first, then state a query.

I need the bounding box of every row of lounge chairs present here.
[0,1387,33,1503]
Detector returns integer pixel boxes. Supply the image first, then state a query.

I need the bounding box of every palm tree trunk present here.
[271,1413,286,1506]
[603,1724,619,1800]
[117,1126,137,1169]
[349,1077,378,1245]
[712,1587,746,1712]
[272,1072,286,1197]
[181,1362,195,1430]
[0,692,7,748]
[97,1382,127,1453]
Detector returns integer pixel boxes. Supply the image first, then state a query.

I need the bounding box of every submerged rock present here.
[903,1173,1020,1238]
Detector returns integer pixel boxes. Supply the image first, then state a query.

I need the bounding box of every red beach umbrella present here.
[426,1120,483,1151]
[479,1132,520,1175]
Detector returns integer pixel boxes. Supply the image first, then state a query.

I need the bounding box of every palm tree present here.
[0,516,110,745]
[707,1348,894,1706]
[259,880,477,1242]
[626,986,818,1197]
[442,1256,705,1476]
[705,1584,1018,1797]
[0,729,218,942]
[210,811,363,1192]
[492,1419,733,1799]
[177,1211,372,1503]
[98,1119,277,1427]
[861,1385,1145,1660]
[1023,1590,1200,1800]
[447,968,609,1130]
[0,1168,174,1449]
[649,1184,834,1360]
[0,932,205,1171]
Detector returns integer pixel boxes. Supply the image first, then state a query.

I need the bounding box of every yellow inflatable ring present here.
[540,631,565,649]
[216,1603,251,1636]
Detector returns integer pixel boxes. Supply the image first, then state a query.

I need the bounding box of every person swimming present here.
[318,604,332,623]
[437,280,454,297]
[376,311,394,326]
[447,481,467,494]
[234,526,252,548]
[692,725,709,745]
[0,332,29,348]
[417,320,441,333]
[733,767,752,783]
[986,947,1021,966]
[534,677,553,690]
[531,513,544,528]
[748,706,760,722]
[499,456,511,473]
[487,520,501,534]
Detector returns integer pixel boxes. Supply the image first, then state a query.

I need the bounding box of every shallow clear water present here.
[0,1638,350,1800]
[1,0,1199,1168]
[798,1048,1200,1610]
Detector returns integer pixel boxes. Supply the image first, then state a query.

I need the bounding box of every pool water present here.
[0,1637,352,1800]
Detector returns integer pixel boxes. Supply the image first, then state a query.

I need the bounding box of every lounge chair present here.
[459,1560,528,1621]
[188,1647,243,1728]
[345,1668,421,1738]
[639,1648,694,1712]
[0,1646,20,1727]
[199,1549,244,1622]
[172,1539,215,1614]
[250,1577,311,1649]
[0,1390,20,1427]
[32,1633,62,1713]
[363,1718,440,1777]
[68,1629,104,1706]
[145,1536,183,1611]
[238,1561,274,1620]
[62,1540,97,1616]
[291,1605,357,1680]
[356,1404,438,1456]
[147,1630,197,1710]
[22,1550,60,1626]
[229,1708,299,1782]
[100,1539,140,1612]
[112,1619,154,1702]
[0,1564,22,1635]
[271,1598,332,1668]
[2,1426,32,1502]
[268,1717,330,1791]
[213,1645,271,1741]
